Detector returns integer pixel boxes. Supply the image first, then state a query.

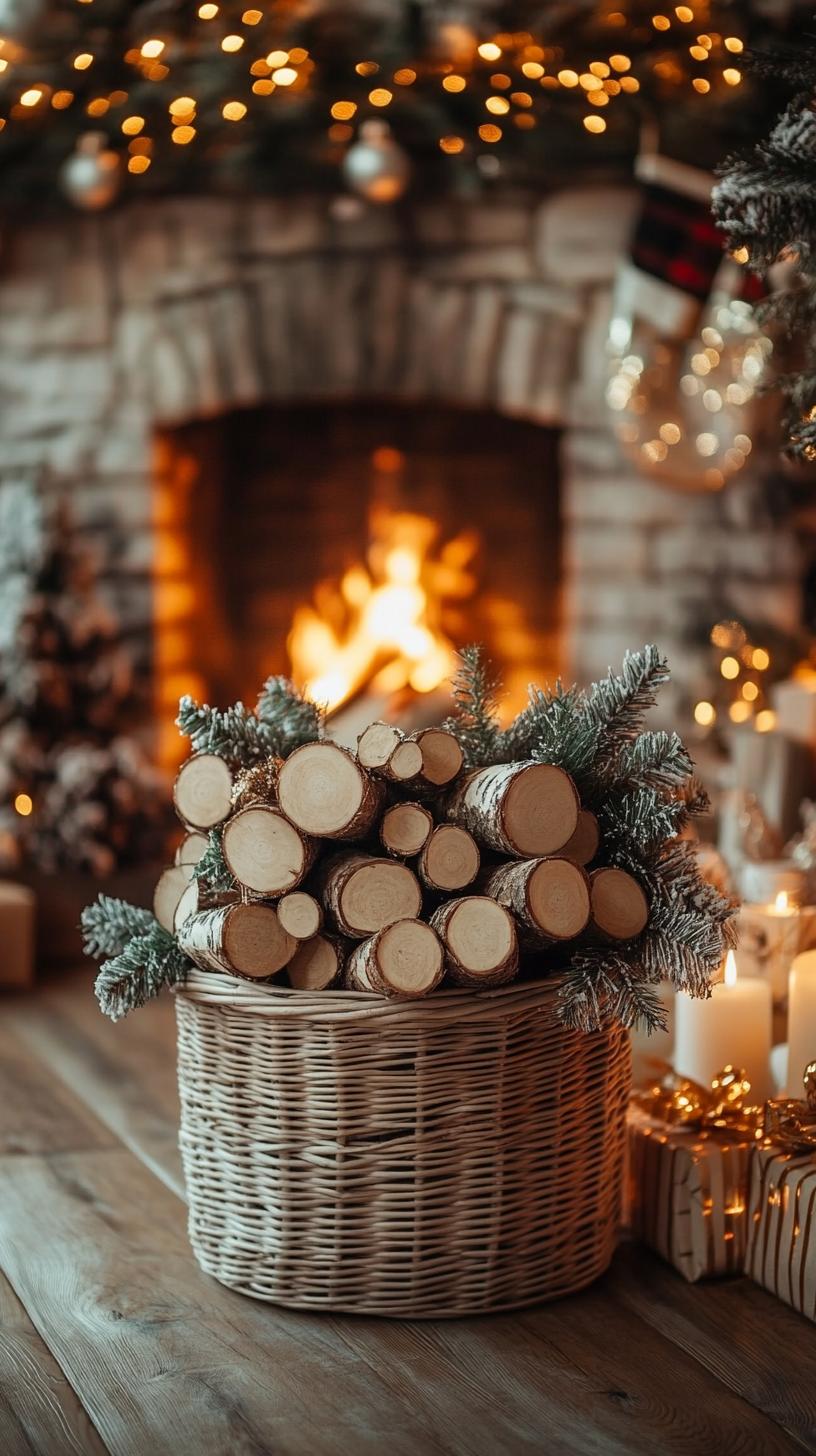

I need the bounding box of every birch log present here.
[174,830,209,868]
[173,753,234,830]
[561,809,601,867]
[277,891,323,941]
[222,805,316,896]
[177,903,296,979]
[380,801,434,858]
[480,857,590,942]
[278,742,385,839]
[411,727,464,788]
[286,933,346,991]
[153,863,195,933]
[345,920,444,999]
[315,852,422,938]
[444,761,579,857]
[430,896,518,988]
[589,867,649,941]
[357,721,403,772]
[417,824,480,893]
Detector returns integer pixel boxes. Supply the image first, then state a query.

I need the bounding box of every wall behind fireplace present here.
[0,188,802,732]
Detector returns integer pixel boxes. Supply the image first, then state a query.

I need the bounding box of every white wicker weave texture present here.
[175,968,631,1317]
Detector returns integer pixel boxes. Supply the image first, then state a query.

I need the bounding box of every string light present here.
[478,123,502,142]
[443,75,466,92]
[73,53,93,69]
[222,100,247,120]
[266,50,289,67]
[477,42,502,61]
[439,135,465,153]
[140,40,165,59]
[20,88,43,106]
[331,101,356,121]
[221,35,244,53]
[272,67,297,86]
[368,88,392,106]
[198,3,218,16]
[14,793,33,816]
[172,125,195,144]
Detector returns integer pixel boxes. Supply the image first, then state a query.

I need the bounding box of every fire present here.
[287,506,478,713]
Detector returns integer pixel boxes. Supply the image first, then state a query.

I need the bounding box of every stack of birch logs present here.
[157,722,650,1000]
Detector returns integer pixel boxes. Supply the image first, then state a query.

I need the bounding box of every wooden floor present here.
[2,971,815,1456]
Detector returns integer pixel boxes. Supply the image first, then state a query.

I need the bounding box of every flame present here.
[724,949,738,987]
[287,508,478,713]
[774,890,790,913]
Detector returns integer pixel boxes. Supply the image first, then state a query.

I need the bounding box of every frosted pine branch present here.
[255,676,323,756]
[81,893,155,958]
[443,645,503,767]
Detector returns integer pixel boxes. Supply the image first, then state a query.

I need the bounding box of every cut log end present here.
[415,727,464,786]
[153,863,195,933]
[525,857,590,940]
[380,801,433,858]
[590,867,649,941]
[347,919,444,998]
[388,739,424,782]
[174,830,209,868]
[431,896,518,988]
[502,763,579,857]
[357,721,402,770]
[286,934,344,991]
[562,809,600,867]
[277,891,323,941]
[222,805,314,896]
[278,741,383,839]
[222,903,295,979]
[419,824,480,892]
[319,854,422,938]
[173,754,234,830]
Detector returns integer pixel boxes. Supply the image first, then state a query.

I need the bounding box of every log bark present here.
[173,877,200,933]
[315,852,422,938]
[345,920,444,999]
[417,824,480,893]
[357,721,403,772]
[174,830,209,868]
[173,753,234,830]
[480,857,590,943]
[153,863,195,934]
[222,805,316,896]
[177,903,295,979]
[278,742,385,840]
[430,896,518,988]
[589,867,649,942]
[443,760,579,858]
[380,801,434,858]
[277,891,323,942]
[411,727,464,788]
[286,933,346,991]
[561,809,601,867]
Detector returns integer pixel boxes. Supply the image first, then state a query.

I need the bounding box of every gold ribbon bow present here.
[763,1060,816,1153]
[632,1063,763,1140]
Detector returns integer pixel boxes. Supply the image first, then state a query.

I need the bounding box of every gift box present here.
[743,1068,816,1321]
[627,1104,754,1281]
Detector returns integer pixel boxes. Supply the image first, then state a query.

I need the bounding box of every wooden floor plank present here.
[0,1271,110,1456]
[6,971,183,1196]
[607,1243,816,1452]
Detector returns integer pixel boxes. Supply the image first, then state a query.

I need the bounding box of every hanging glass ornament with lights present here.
[342,120,411,204]
[60,133,121,211]
[606,154,772,492]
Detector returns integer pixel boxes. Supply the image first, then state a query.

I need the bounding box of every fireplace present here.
[154,401,561,760]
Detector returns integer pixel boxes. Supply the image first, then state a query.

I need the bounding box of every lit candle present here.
[787,950,816,1096]
[737,889,807,1004]
[674,951,772,1101]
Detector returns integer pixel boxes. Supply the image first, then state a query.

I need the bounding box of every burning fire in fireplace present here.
[287,503,479,715]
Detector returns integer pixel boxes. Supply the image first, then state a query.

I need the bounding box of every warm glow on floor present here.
[287,507,478,713]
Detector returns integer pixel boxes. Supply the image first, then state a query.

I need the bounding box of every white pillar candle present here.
[674,951,772,1101]
[737,891,807,1004]
[630,979,674,1086]
[787,950,816,1096]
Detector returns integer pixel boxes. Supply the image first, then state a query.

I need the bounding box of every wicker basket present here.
[174,968,631,1317]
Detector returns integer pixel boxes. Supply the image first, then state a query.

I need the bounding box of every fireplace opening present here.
[153,402,562,764]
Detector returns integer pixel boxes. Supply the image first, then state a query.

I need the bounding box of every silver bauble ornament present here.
[61,133,121,212]
[0,0,45,40]
[342,120,410,204]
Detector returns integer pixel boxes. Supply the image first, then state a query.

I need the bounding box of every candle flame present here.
[775,890,789,913]
[724,949,737,987]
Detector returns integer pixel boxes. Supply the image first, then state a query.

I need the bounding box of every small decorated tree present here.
[0,480,168,875]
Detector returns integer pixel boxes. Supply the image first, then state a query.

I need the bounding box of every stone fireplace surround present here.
[0,187,802,731]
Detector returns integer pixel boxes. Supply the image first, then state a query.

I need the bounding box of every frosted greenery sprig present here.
[443,644,503,768]
[192,830,235,893]
[81,894,188,1021]
[177,676,323,766]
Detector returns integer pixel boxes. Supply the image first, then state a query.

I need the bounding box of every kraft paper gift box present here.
[627,1104,754,1282]
[744,1146,816,1320]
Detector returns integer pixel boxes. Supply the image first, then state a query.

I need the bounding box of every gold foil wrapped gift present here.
[744,1062,816,1322]
[627,1066,762,1283]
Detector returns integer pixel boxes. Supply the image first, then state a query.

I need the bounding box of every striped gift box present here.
[627,1105,753,1281]
[744,1146,816,1321]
